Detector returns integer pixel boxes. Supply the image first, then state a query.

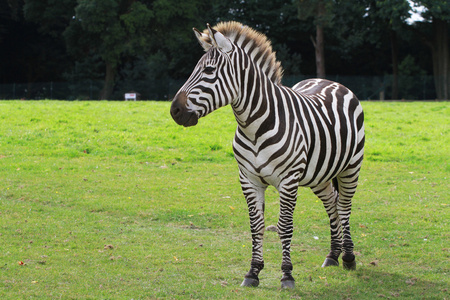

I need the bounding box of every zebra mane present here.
[201,21,284,85]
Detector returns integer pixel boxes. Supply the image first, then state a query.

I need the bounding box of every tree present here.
[214,0,304,76]
[369,0,411,99]
[24,0,77,37]
[4,0,74,92]
[149,0,220,79]
[64,0,153,100]
[297,0,335,78]
[1,0,441,100]
[409,0,449,100]
[0,0,19,42]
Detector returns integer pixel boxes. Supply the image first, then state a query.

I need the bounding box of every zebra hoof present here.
[281,280,295,289]
[322,257,339,267]
[281,273,295,289]
[241,277,259,287]
[342,259,356,270]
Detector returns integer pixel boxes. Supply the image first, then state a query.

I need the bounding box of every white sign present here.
[125,93,137,101]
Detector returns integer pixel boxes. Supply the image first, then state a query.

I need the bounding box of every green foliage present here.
[297,0,335,27]
[394,55,428,99]
[375,0,411,29]
[113,54,171,100]
[412,0,450,21]
[4,0,447,99]
[69,0,153,65]
[0,100,448,298]
[23,0,77,37]
[399,55,426,76]
[120,2,153,36]
[408,0,450,99]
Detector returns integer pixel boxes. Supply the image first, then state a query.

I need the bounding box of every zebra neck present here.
[232,76,286,144]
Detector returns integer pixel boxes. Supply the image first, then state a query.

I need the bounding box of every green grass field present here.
[0,100,448,299]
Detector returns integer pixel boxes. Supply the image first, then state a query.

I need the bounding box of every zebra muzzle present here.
[170,92,199,127]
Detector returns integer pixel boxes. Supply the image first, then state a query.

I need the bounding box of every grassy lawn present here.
[0,100,448,299]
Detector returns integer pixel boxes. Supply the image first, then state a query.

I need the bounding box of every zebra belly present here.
[296,134,357,187]
[233,140,308,188]
[297,163,344,187]
[233,130,358,189]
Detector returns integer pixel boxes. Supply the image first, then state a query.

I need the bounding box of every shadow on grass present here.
[245,267,448,299]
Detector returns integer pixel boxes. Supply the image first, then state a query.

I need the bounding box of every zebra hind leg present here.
[311,181,343,268]
[335,171,361,270]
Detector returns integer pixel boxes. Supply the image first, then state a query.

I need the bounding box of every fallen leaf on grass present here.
[189,222,198,229]
[369,260,379,266]
[104,244,114,250]
[18,261,25,265]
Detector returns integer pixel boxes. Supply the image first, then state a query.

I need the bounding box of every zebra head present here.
[170,24,236,127]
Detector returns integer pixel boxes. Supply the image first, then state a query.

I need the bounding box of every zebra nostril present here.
[171,91,189,123]
[172,106,181,117]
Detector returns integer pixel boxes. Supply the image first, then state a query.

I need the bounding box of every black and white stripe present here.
[170,22,365,288]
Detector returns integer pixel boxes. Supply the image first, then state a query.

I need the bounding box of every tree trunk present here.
[390,29,399,100]
[312,1,326,79]
[431,19,449,100]
[314,24,326,79]
[99,61,116,100]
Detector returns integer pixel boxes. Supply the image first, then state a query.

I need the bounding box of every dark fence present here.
[0,75,437,101]
[283,75,437,101]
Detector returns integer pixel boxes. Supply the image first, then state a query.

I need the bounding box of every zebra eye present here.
[203,66,215,75]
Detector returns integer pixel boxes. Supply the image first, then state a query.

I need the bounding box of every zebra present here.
[170,21,365,289]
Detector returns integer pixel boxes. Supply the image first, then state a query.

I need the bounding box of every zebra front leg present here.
[240,175,267,287]
[311,181,343,268]
[277,180,298,289]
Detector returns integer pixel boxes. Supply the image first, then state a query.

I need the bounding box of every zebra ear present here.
[193,27,212,51]
[207,23,232,53]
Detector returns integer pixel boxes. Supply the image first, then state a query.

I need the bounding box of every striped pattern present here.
[170,22,365,287]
